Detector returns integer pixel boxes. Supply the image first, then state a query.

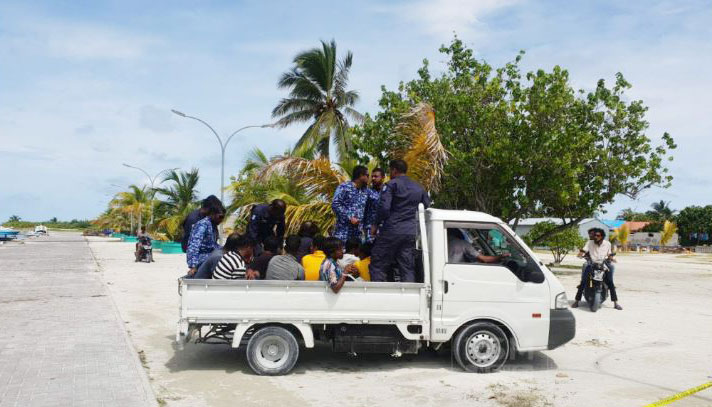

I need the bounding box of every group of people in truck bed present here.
[182,159,429,293]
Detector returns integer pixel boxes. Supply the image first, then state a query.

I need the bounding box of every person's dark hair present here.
[359,242,373,258]
[263,236,282,253]
[270,199,286,215]
[323,237,344,258]
[207,198,225,215]
[311,235,325,251]
[372,167,385,177]
[223,233,253,253]
[389,159,408,174]
[298,221,317,238]
[352,165,369,181]
[587,228,596,235]
[285,235,301,255]
[202,195,221,209]
[345,237,360,254]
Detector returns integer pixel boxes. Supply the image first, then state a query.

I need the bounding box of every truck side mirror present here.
[525,270,545,283]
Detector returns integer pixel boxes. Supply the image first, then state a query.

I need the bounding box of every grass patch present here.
[487,383,552,407]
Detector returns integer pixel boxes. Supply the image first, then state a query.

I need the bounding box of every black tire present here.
[452,322,509,373]
[591,291,602,312]
[246,326,299,376]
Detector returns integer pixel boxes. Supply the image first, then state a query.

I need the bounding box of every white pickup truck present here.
[177,206,575,375]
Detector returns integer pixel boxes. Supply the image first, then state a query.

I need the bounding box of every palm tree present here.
[272,39,362,160]
[649,200,675,221]
[232,103,447,235]
[110,185,150,234]
[153,169,200,240]
[617,223,631,251]
[660,220,677,246]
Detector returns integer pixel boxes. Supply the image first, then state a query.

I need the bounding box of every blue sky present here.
[1,0,710,221]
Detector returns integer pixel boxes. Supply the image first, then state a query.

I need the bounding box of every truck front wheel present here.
[246,326,299,375]
[453,322,509,373]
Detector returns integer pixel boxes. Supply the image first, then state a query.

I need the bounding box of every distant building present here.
[600,219,625,232]
[511,218,609,241]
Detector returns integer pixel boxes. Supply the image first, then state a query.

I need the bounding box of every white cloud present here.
[1,17,158,60]
[380,0,521,39]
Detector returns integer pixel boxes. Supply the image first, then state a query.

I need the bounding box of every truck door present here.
[439,223,550,349]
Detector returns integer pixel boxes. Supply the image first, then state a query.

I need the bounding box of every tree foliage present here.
[353,37,676,243]
[273,40,362,160]
[660,220,677,246]
[523,221,585,265]
[674,205,712,245]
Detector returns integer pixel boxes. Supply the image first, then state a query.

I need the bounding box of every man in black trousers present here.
[369,159,430,282]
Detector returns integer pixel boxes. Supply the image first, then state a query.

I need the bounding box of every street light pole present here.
[171,109,274,206]
[122,164,178,228]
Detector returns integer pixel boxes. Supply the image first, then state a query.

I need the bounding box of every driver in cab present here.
[447,229,509,264]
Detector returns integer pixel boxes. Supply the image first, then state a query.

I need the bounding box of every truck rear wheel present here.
[246,326,299,375]
[453,322,509,373]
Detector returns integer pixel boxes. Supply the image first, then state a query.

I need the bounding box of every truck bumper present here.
[547,309,575,350]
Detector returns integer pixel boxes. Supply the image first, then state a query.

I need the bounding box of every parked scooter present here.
[135,236,154,263]
[583,259,609,312]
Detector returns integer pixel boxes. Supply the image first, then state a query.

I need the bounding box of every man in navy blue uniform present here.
[370,159,430,282]
[247,199,286,254]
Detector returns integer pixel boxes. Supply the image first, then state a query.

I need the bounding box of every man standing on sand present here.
[331,165,370,243]
[369,159,430,282]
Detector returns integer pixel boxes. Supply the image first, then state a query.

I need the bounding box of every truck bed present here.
[179,279,429,326]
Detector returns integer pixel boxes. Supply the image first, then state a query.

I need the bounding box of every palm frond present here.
[394,103,449,192]
[256,156,347,198]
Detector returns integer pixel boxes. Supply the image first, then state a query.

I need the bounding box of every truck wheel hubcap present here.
[465,331,500,367]
[255,336,289,368]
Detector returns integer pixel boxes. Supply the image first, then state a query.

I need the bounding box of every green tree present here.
[646,200,675,221]
[353,37,676,244]
[153,169,200,240]
[272,40,362,160]
[675,205,712,245]
[524,222,585,265]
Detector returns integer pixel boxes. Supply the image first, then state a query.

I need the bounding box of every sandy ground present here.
[86,236,712,407]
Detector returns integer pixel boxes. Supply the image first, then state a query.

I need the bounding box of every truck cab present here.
[176,206,575,375]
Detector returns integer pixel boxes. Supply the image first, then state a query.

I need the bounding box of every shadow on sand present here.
[164,336,558,376]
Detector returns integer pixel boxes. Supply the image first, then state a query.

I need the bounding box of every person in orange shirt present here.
[353,242,372,281]
[301,235,326,281]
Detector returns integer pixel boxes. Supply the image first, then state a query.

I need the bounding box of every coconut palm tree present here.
[272,39,362,160]
[660,220,677,246]
[232,103,447,235]
[649,200,675,221]
[616,223,631,251]
[153,169,200,240]
[110,185,150,234]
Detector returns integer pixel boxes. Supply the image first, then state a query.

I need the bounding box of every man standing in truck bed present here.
[369,159,430,282]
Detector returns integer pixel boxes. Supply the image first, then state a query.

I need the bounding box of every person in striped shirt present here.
[212,234,256,280]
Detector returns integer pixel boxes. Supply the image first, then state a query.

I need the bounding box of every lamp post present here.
[122,164,178,228]
[171,109,274,206]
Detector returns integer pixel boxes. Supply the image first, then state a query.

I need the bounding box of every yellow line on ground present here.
[644,381,712,407]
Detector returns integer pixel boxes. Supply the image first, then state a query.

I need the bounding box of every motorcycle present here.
[583,259,609,312]
[135,236,154,263]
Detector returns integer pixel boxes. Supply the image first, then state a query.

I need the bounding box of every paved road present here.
[0,233,156,407]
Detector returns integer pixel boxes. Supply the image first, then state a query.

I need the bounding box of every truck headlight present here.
[555,292,569,309]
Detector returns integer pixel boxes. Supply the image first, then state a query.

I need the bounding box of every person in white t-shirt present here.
[572,228,622,310]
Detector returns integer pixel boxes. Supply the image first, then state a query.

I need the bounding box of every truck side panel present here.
[180,280,428,327]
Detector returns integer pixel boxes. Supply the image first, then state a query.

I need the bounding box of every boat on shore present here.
[0,226,20,240]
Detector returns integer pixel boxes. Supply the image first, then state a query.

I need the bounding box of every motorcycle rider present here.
[572,228,622,310]
[135,227,152,262]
